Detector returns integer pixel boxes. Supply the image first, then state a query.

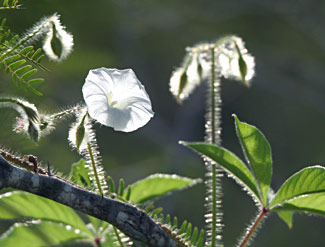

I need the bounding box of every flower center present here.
[110,101,118,107]
[107,92,118,108]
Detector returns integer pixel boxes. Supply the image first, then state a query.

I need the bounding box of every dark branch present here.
[0,155,177,247]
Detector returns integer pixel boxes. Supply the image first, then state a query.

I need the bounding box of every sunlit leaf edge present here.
[182,141,263,206]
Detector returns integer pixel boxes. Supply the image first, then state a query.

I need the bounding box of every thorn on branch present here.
[47,161,52,176]
[24,154,39,173]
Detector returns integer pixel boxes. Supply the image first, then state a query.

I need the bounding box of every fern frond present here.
[0,13,74,95]
[1,53,44,95]
[150,211,205,247]
[0,19,11,48]
[102,225,134,247]
[0,19,47,95]
[0,0,21,10]
[106,176,133,203]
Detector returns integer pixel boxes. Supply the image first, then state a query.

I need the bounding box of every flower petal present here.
[82,68,154,132]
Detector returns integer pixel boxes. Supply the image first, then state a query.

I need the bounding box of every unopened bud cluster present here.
[169,36,255,103]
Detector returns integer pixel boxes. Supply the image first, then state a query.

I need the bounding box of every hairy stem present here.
[240,208,269,247]
[50,106,81,120]
[113,226,125,247]
[210,48,216,144]
[204,47,223,247]
[87,142,104,196]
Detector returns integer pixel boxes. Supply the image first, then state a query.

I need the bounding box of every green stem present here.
[211,164,217,247]
[113,226,125,247]
[50,106,81,120]
[210,47,217,247]
[240,208,268,247]
[205,47,223,247]
[87,142,103,197]
[210,48,216,144]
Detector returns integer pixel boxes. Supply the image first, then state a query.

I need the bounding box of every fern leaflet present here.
[0,18,46,95]
[150,211,205,247]
[0,0,20,10]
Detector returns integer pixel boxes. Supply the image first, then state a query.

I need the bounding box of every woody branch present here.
[0,154,177,247]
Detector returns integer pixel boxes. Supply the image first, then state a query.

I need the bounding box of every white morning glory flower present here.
[82,68,154,132]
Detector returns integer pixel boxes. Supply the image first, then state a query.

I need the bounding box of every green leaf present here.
[26,83,43,96]
[118,178,125,197]
[234,114,272,205]
[277,211,293,228]
[27,121,40,142]
[21,68,37,81]
[0,221,89,247]
[13,64,32,76]
[183,142,262,205]
[127,174,201,204]
[235,43,248,86]
[0,191,93,236]
[273,192,325,216]
[20,46,33,55]
[8,59,25,70]
[2,0,9,7]
[31,48,42,60]
[3,54,20,64]
[69,159,92,189]
[107,176,116,194]
[269,166,325,209]
[178,71,188,100]
[27,78,44,85]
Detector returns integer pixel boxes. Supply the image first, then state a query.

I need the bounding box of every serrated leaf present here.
[183,142,262,205]
[0,191,93,236]
[69,159,92,189]
[269,166,325,209]
[234,114,272,205]
[0,221,89,247]
[127,174,201,204]
[277,211,293,228]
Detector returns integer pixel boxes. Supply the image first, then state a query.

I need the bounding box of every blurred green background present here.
[1,0,325,246]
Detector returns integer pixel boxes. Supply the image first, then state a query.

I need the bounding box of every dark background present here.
[1,0,325,246]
